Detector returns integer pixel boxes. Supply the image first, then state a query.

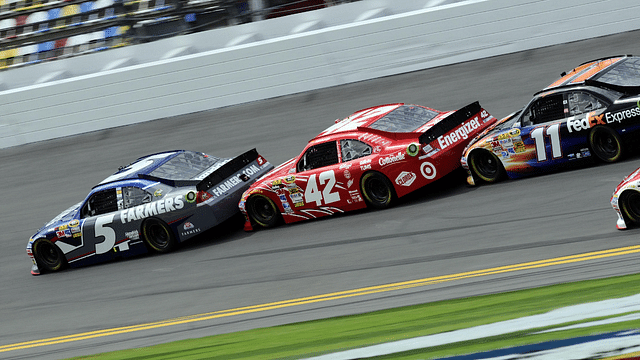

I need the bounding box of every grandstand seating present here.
[0,0,355,71]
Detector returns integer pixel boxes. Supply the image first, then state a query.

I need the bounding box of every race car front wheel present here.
[469,150,505,183]
[620,190,640,226]
[589,126,623,163]
[247,194,281,228]
[142,218,177,253]
[33,238,66,272]
[361,172,395,209]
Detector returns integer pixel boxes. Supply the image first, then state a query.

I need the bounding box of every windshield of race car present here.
[368,105,439,132]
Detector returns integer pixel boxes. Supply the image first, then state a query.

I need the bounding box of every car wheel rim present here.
[594,133,617,158]
[623,192,640,223]
[253,197,275,222]
[476,152,497,177]
[149,223,169,248]
[39,242,60,266]
[367,178,389,203]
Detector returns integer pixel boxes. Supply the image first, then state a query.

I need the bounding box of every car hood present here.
[258,158,297,181]
[34,202,82,235]
[467,110,522,147]
[615,167,640,193]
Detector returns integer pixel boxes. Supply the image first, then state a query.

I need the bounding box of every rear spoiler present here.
[196,149,260,192]
[418,101,481,145]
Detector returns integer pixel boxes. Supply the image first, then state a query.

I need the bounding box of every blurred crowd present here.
[0,0,360,71]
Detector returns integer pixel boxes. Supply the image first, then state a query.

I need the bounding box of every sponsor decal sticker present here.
[348,189,363,203]
[125,230,140,240]
[604,107,640,124]
[290,192,304,204]
[344,170,351,179]
[212,176,243,197]
[420,162,437,179]
[243,164,261,176]
[181,228,201,237]
[183,222,195,230]
[395,171,417,187]
[379,151,406,166]
[437,118,481,149]
[185,191,197,203]
[406,143,420,157]
[120,195,185,224]
[358,133,391,146]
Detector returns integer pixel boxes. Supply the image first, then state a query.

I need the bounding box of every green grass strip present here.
[69,273,640,360]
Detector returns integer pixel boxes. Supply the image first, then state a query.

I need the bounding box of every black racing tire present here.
[361,172,395,209]
[620,190,640,226]
[142,218,177,253]
[469,150,505,183]
[589,126,623,163]
[247,194,281,228]
[33,238,66,272]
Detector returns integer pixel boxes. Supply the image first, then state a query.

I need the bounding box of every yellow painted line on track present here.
[3,245,640,353]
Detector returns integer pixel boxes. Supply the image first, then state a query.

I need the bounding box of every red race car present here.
[239,101,496,230]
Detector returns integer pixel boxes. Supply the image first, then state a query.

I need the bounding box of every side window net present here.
[523,94,565,125]
[340,139,372,162]
[297,141,339,172]
[82,189,118,218]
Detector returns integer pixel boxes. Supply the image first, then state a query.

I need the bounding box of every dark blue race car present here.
[462,55,640,184]
[26,149,273,275]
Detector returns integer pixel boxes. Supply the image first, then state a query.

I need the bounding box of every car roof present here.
[313,103,443,142]
[539,55,640,95]
[96,151,182,187]
[95,150,230,188]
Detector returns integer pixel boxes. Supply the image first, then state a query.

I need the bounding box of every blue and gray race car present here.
[26,149,273,275]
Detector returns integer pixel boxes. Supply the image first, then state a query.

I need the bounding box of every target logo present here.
[420,162,437,179]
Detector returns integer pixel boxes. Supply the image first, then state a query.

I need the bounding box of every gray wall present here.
[1,0,639,148]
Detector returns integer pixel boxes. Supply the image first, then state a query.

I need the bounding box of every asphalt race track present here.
[3,30,640,360]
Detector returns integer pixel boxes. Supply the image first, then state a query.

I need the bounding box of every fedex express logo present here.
[568,107,640,133]
[438,118,481,149]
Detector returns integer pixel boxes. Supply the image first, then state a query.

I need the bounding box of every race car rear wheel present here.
[589,126,623,163]
[469,150,505,183]
[142,218,177,253]
[33,238,65,272]
[361,172,395,209]
[247,194,281,228]
[620,190,640,226]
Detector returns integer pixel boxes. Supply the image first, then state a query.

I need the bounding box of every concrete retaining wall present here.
[2,0,639,148]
